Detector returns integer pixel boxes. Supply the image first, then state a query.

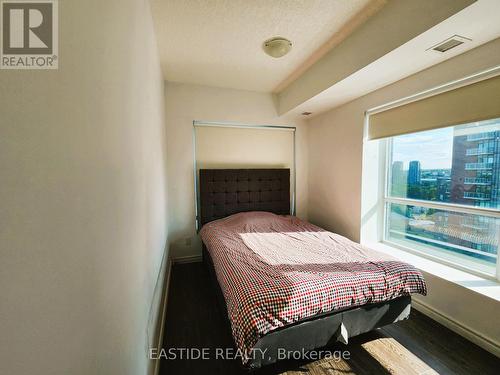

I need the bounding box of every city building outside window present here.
[385,118,500,278]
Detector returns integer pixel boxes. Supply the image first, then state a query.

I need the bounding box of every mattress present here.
[199,211,427,364]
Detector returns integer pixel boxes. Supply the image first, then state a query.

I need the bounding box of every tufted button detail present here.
[199,169,290,226]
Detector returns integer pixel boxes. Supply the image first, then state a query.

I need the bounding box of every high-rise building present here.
[437,175,451,202]
[406,160,421,200]
[391,161,406,197]
[392,161,404,181]
[450,124,500,209]
[407,161,421,185]
[447,123,500,258]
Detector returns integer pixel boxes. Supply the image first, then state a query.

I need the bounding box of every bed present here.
[198,168,427,368]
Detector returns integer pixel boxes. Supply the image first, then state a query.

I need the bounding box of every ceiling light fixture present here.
[263,37,292,58]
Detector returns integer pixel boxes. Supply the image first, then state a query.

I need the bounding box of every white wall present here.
[306,37,500,353]
[165,82,308,258]
[0,1,168,374]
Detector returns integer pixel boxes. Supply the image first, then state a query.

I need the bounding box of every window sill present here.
[365,241,500,302]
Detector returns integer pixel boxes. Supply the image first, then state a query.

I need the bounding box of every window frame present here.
[381,136,500,282]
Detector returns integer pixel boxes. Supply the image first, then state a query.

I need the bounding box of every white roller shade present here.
[195,124,294,170]
[194,123,296,214]
[368,75,500,140]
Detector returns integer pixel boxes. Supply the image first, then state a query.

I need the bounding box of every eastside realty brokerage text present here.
[150,347,351,362]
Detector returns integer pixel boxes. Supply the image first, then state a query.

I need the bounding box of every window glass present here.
[386,203,498,275]
[386,118,500,276]
[389,118,500,209]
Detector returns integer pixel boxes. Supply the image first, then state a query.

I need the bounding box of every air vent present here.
[429,35,470,53]
[433,39,463,52]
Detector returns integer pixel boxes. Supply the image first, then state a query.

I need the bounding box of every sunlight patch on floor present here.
[361,337,438,375]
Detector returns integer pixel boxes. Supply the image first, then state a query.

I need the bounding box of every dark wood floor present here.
[160,262,499,375]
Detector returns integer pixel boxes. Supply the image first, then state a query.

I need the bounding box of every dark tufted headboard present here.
[199,169,290,227]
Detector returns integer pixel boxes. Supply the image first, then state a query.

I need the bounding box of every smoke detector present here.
[263,37,292,58]
[428,35,471,53]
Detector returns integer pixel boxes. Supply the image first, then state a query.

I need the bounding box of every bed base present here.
[202,245,412,369]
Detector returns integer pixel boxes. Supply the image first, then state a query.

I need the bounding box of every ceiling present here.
[151,0,500,118]
[288,0,500,118]
[150,0,378,92]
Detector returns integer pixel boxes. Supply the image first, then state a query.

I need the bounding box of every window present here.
[385,118,500,278]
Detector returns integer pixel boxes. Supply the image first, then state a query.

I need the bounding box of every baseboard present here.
[172,254,202,264]
[151,253,200,374]
[153,256,172,375]
[412,299,500,358]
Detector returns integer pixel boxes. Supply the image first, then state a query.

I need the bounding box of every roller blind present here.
[195,125,294,170]
[368,75,500,140]
[194,124,295,216]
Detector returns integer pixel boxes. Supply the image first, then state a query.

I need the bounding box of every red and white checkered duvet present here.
[200,212,426,362]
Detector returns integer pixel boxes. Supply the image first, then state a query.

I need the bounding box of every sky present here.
[392,127,453,170]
